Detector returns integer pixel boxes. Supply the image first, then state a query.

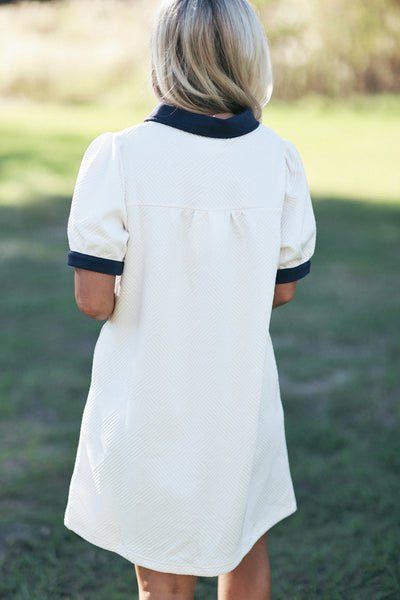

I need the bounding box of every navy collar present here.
[144,103,259,139]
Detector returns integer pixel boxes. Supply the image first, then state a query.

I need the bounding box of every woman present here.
[65,0,316,598]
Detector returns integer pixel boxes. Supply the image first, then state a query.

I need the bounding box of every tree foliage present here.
[0,0,399,101]
[256,0,400,97]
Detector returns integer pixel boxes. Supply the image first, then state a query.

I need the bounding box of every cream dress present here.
[64,103,316,576]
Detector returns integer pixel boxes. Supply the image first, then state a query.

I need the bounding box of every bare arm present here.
[272,281,297,309]
[74,268,116,320]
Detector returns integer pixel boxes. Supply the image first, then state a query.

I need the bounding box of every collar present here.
[144,103,259,139]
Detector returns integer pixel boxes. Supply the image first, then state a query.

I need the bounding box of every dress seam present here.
[126,203,281,212]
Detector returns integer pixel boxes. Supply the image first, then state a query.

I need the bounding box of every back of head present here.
[151,0,273,122]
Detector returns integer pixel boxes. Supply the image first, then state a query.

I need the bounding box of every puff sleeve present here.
[276,140,316,284]
[67,132,129,275]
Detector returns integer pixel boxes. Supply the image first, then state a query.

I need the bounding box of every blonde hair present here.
[151,0,273,122]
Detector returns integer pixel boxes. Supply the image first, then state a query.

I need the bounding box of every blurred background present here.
[0,1,399,599]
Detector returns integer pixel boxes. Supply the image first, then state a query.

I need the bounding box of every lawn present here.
[0,96,399,599]
[1,94,399,206]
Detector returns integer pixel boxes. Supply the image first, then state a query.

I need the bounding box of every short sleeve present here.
[276,140,316,284]
[67,132,129,275]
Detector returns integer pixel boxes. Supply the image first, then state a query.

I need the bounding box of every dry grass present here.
[0,0,158,103]
[1,0,399,104]
[258,0,400,97]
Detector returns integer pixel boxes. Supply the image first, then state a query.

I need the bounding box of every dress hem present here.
[64,502,297,577]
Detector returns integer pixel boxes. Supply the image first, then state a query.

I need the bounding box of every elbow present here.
[73,269,116,320]
[83,309,111,321]
[78,303,110,320]
[280,288,296,305]
[273,295,293,309]
[75,296,113,321]
[272,282,297,309]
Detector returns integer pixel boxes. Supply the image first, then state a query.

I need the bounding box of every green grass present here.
[0,94,399,206]
[0,97,399,599]
[266,94,400,203]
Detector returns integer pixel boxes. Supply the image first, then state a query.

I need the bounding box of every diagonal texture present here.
[65,118,316,576]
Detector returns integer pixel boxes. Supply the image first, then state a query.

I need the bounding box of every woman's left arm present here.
[74,268,116,320]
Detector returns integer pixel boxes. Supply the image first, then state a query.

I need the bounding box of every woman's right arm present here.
[272,281,297,309]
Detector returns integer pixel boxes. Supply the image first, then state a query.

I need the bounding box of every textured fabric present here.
[67,131,129,263]
[64,107,316,577]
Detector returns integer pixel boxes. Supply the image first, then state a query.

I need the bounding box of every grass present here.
[0,96,399,599]
[1,94,399,206]
[271,198,399,599]
[266,95,400,203]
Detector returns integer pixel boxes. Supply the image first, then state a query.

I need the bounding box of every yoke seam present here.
[125,203,280,212]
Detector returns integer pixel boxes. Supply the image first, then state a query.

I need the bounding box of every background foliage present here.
[0,0,400,103]
[258,0,400,97]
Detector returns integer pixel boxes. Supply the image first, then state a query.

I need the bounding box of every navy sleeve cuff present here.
[276,259,311,284]
[67,251,124,275]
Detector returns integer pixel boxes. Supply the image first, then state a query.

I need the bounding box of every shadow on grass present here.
[0,195,399,599]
